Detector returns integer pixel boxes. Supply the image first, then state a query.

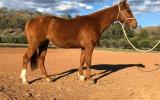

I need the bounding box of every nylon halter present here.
[117,3,135,25]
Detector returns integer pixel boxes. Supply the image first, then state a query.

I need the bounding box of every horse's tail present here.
[24,20,31,40]
[30,50,38,71]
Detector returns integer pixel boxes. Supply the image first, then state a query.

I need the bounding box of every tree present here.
[61,14,72,19]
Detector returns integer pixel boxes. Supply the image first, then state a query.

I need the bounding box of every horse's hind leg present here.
[78,48,86,80]
[20,42,39,84]
[38,40,51,82]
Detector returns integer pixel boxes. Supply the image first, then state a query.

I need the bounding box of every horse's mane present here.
[52,4,117,20]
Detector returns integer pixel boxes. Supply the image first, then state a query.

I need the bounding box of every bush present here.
[99,40,106,47]
[105,40,111,48]
[151,40,160,51]
[109,40,119,48]
[0,35,27,44]
[136,29,149,40]
[138,39,151,49]
[130,37,139,48]
[118,39,131,49]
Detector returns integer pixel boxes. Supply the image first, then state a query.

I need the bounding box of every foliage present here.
[99,23,160,51]
[0,34,27,44]
[0,7,71,44]
[0,7,41,30]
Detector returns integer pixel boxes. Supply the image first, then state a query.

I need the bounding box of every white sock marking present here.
[20,69,28,83]
[46,77,51,82]
[77,73,85,80]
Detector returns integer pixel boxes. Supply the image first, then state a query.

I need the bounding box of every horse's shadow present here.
[91,64,144,83]
[29,68,78,84]
[29,64,145,84]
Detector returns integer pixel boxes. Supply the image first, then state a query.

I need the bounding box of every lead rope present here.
[115,21,160,52]
[115,3,160,72]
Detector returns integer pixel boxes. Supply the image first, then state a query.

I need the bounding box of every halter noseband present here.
[117,3,135,25]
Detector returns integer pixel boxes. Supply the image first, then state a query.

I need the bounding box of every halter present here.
[117,3,135,25]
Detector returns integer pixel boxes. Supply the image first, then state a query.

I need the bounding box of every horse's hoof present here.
[20,77,29,84]
[79,75,86,81]
[46,78,52,83]
[77,73,86,81]
[22,81,29,85]
[87,79,96,84]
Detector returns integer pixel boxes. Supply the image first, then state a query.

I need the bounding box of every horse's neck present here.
[90,5,118,33]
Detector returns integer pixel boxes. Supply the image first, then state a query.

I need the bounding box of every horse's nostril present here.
[132,23,137,29]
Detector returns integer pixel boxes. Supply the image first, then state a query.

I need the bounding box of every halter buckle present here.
[117,4,135,25]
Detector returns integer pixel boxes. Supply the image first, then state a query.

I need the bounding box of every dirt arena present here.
[0,48,160,100]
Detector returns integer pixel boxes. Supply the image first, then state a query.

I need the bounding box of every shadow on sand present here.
[29,64,145,84]
[91,64,144,83]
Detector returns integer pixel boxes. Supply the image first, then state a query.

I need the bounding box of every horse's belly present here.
[47,30,81,48]
[51,38,81,48]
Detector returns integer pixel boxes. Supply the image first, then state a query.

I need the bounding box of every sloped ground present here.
[0,48,160,100]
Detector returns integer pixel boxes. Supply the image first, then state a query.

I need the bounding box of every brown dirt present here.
[0,48,160,100]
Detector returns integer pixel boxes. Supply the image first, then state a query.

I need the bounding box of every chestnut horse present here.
[20,0,137,84]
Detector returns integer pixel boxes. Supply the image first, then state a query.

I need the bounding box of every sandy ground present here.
[0,48,160,100]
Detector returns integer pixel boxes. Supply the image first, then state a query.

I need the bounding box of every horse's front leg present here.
[85,46,95,84]
[78,48,86,80]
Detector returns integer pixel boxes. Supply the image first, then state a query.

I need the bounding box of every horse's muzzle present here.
[131,20,138,29]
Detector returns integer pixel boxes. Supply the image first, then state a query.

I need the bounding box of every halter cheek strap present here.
[117,3,135,25]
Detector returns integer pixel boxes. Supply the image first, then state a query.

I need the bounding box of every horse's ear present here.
[120,0,126,5]
[120,0,127,6]
[122,0,127,4]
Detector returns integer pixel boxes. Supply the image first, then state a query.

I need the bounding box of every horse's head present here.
[117,0,137,29]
